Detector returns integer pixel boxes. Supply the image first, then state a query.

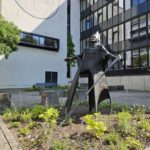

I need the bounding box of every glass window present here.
[94,11,98,26]
[139,0,145,4]
[103,6,107,21]
[149,47,150,67]
[132,49,140,68]
[140,48,147,67]
[39,37,45,46]
[125,0,131,10]
[126,51,132,69]
[113,26,118,43]
[119,0,124,13]
[132,0,139,6]
[81,0,87,11]
[90,0,93,5]
[102,31,107,46]
[98,9,102,23]
[108,28,112,45]
[32,36,39,45]
[125,21,131,39]
[108,3,112,19]
[113,3,118,16]
[140,15,146,28]
[119,24,124,41]
[148,13,150,33]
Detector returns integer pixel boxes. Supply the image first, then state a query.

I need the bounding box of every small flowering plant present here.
[83,113,107,138]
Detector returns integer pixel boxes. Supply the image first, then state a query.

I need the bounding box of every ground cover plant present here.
[2,102,150,150]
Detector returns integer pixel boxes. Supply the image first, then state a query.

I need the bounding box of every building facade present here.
[0,0,70,88]
[80,0,150,91]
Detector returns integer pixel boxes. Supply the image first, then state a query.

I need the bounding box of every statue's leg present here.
[88,73,95,113]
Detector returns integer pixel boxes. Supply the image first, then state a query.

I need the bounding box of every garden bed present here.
[2,102,150,150]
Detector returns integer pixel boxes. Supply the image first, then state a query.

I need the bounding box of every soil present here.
[5,105,150,150]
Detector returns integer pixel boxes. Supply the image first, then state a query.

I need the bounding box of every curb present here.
[0,116,22,150]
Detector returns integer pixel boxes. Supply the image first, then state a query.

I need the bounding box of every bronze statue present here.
[65,31,121,114]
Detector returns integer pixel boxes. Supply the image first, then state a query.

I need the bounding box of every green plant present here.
[39,107,59,127]
[117,111,133,135]
[52,141,65,150]
[130,104,145,121]
[19,127,30,136]
[139,120,150,132]
[0,15,20,58]
[31,105,46,119]
[9,121,21,128]
[27,121,37,129]
[105,132,120,145]
[84,113,107,138]
[125,137,143,150]
[3,108,20,122]
[20,109,32,123]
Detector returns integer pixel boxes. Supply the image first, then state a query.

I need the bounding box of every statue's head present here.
[90,31,101,48]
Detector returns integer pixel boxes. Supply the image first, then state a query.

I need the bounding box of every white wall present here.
[0,0,68,88]
[107,76,150,91]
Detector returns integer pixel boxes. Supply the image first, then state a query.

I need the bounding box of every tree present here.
[67,33,75,67]
[0,15,20,58]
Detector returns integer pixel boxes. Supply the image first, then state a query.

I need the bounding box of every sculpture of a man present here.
[65,31,117,113]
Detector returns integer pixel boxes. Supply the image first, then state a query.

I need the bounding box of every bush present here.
[9,121,21,128]
[39,107,59,127]
[19,127,30,136]
[105,132,120,145]
[31,105,46,119]
[84,113,107,138]
[20,109,32,123]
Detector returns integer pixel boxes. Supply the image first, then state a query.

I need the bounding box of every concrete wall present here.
[107,76,150,91]
[0,0,68,88]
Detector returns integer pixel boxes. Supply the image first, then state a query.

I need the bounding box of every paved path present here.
[0,116,22,150]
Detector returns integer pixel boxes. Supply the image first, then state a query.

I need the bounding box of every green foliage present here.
[84,113,107,138]
[31,105,46,119]
[130,104,145,120]
[39,107,59,127]
[0,15,20,58]
[3,108,20,122]
[27,121,37,129]
[105,132,120,145]
[25,85,41,92]
[9,121,21,128]
[125,137,143,150]
[67,33,75,67]
[139,120,150,132]
[52,141,65,150]
[20,109,32,123]
[19,127,30,136]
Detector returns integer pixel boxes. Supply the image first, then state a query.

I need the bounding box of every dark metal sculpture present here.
[65,31,121,114]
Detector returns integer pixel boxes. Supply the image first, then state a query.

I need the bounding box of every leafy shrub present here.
[125,137,143,150]
[117,111,132,134]
[19,127,30,136]
[20,109,32,123]
[139,120,150,132]
[52,141,64,150]
[27,121,37,129]
[3,108,20,122]
[105,132,120,145]
[31,105,46,119]
[39,107,59,127]
[9,121,21,128]
[130,104,145,120]
[84,113,107,138]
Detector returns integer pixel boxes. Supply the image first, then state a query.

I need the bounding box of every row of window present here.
[110,47,150,70]
[81,0,148,32]
[81,0,146,12]
[81,13,150,51]
[19,32,59,51]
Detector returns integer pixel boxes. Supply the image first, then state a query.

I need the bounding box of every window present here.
[103,6,107,21]
[108,3,112,19]
[139,0,145,4]
[132,0,139,7]
[94,11,98,26]
[102,31,107,46]
[45,71,58,84]
[113,26,118,43]
[81,0,87,11]
[119,0,124,13]
[125,0,131,10]
[98,9,102,23]
[20,32,59,51]
[86,16,93,30]
[113,2,118,16]
[140,48,147,67]
[140,15,146,36]
[125,21,131,39]
[108,28,112,45]
[148,13,150,33]
[132,49,140,68]
[119,24,124,41]
[149,47,150,67]
[126,51,132,69]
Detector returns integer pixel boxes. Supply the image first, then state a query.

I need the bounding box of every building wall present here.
[0,0,68,88]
